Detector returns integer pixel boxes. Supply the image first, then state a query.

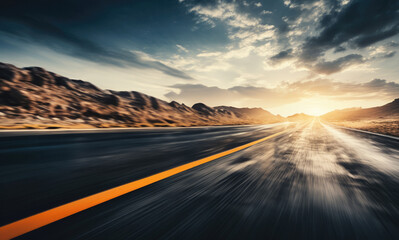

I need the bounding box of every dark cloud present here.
[381,51,396,58]
[264,0,399,75]
[181,0,220,7]
[354,27,399,48]
[300,0,399,62]
[285,0,320,7]
[310,54,364,75]
[0,0,216,80]
[269,49,294,64]
[276,21,290,35]
[288,78,399,99]
[333,46,346,53]
[386,41,399,48]
[363,78,399,93]
[0,15,192,79]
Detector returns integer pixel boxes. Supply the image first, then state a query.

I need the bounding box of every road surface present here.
[0,120,398,239]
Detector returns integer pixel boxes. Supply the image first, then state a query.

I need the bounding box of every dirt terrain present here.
[321,99,399,137]
[327,119,399,137]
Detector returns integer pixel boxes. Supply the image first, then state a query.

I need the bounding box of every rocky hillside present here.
[0,62,283,129]
[321,99,399,121]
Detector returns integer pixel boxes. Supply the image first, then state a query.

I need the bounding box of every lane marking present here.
[0,130,286,239]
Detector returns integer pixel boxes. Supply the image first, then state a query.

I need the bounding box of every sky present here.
[0,0,398,116]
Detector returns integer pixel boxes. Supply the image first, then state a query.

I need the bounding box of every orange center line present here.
[0,130,286,240]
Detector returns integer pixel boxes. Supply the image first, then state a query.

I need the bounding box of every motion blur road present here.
[1,120,398,239]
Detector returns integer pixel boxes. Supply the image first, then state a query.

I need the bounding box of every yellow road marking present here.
[0,130,286,240]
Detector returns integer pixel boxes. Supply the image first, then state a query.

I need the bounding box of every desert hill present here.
[321,99,399,121]
[214,106,282,123]
[0,62,283,129]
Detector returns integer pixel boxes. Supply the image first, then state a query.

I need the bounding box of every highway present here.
[0,120,398,239]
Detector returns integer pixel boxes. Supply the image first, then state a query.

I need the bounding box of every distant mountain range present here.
[286,113,313,122]
[321,99,399,121]
[1,62,398,129]
[0,62,283,128]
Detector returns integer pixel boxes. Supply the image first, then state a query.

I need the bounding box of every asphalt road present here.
[0,120,398,239]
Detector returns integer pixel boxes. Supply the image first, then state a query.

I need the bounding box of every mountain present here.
[286,113,314,122]
[0,62,283,129]
[321,99,399,121]
[214,106,283,123]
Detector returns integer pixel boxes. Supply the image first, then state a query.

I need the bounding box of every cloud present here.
[368,45,398,59]
[333,46,346,53]
[0,13,192,80]
[284,0,320,8]
[3,0,398,85]
[268,0,399,75]
[186,0,274,47]
[197,51,222,57]
[176,44,189,52]
[166,78,399,109]
[300,0,399,62]
[188,1,263,29]
[381,51,396,58]
[269,49,294,64]
[183,0,399,78]
[386,41,399,48]
[268,51,366,75]
[261,10,272,15]
[288,78,399,99]
[309,54,365,75]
